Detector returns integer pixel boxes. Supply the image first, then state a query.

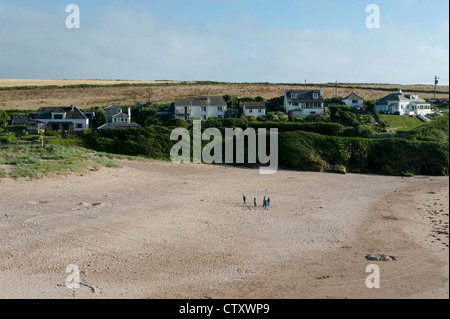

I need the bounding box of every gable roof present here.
[175,96,227,107]
[112,112,129,118]
[34,106,88,120]
[285,90,324,103]
[105,104,122,110]
[244,102,266,110]
[376,92,427,105]
[343,93,364,101]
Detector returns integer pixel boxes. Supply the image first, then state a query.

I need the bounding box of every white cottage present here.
[284,89,325,115]
[343,93,364,109]
[174,96,227,120]
[375,90,432,116]
[243,102,266,117]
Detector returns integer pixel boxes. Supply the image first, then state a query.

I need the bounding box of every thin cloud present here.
[0,1,448,84]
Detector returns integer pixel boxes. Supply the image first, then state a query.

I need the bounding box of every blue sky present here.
[0,0,448,84]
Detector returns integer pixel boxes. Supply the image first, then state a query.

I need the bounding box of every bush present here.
[330,105,351,116]
[222,117,248,128]
[0,133,16,144]
[0,110,9,125]
[165,118,188,128]
[248,122,345,136]
[239,97,256,102]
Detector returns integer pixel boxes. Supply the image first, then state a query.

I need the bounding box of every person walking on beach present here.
[264,199,269,210]
[267,197,271,207]
[262,196,266,207]
[253,197,257,207]
[243,195,246,205]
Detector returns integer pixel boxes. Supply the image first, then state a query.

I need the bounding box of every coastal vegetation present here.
[0,145,121,180]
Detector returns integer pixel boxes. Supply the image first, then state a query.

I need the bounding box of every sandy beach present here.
[0,160,448,299]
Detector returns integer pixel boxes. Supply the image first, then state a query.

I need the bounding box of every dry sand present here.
[0,160,448,299]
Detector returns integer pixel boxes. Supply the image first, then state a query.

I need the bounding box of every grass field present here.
[0,79,448,111]
[377,114,427,132]
[45,138,84,147]
[0,145,121,180]
[0,79,183,88]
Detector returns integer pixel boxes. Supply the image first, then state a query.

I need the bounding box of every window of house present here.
[76,124,82,129]
[249,109,253,113]
[353,100,358,104]
[53,114,63,120]
[291,93,297,98]
[218,107,223,111]
[202,115,207,120]
[258,109,262,113]
[202,107,207,112]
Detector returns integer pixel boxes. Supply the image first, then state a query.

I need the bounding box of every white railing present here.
[417,114,431,122]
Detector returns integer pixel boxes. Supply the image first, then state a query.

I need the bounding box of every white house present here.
[375,90,432,116]
[243,102,266,117]
[34,105,89,132]
[104,104,132,124]
[174,96,227,120]
[284,89,325,115]
[343,93,364,109]
[98,104,141,130]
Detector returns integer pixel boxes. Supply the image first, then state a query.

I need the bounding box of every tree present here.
[0,110,9,125]
[266,96,284,112]
[364,100,375,112]
[93,108,105,122]
[223,94,239,109]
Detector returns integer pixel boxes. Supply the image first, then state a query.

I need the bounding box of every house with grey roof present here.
[284,89,324,115]
[174,95,227,120]
[375,90,432,116]
[243,101,266,117]
[97,104,141,130]
[34,105,89,132]
[343,93,364,109]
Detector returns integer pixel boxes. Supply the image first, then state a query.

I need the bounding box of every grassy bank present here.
[0,145,121,180]
[0,168,6,178]
[82,116,449,176]
[376,114,426,132]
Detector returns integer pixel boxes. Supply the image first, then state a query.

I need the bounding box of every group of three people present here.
[243,195,270,209]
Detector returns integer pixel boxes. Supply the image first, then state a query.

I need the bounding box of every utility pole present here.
[335,81,338,98]
[305,79,307,87]
[148,87,151,104]
[434,76,439,100]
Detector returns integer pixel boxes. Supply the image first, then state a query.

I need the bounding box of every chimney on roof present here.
[71,104,74,112]
[128,107,131,123]
[320,88,323,97]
